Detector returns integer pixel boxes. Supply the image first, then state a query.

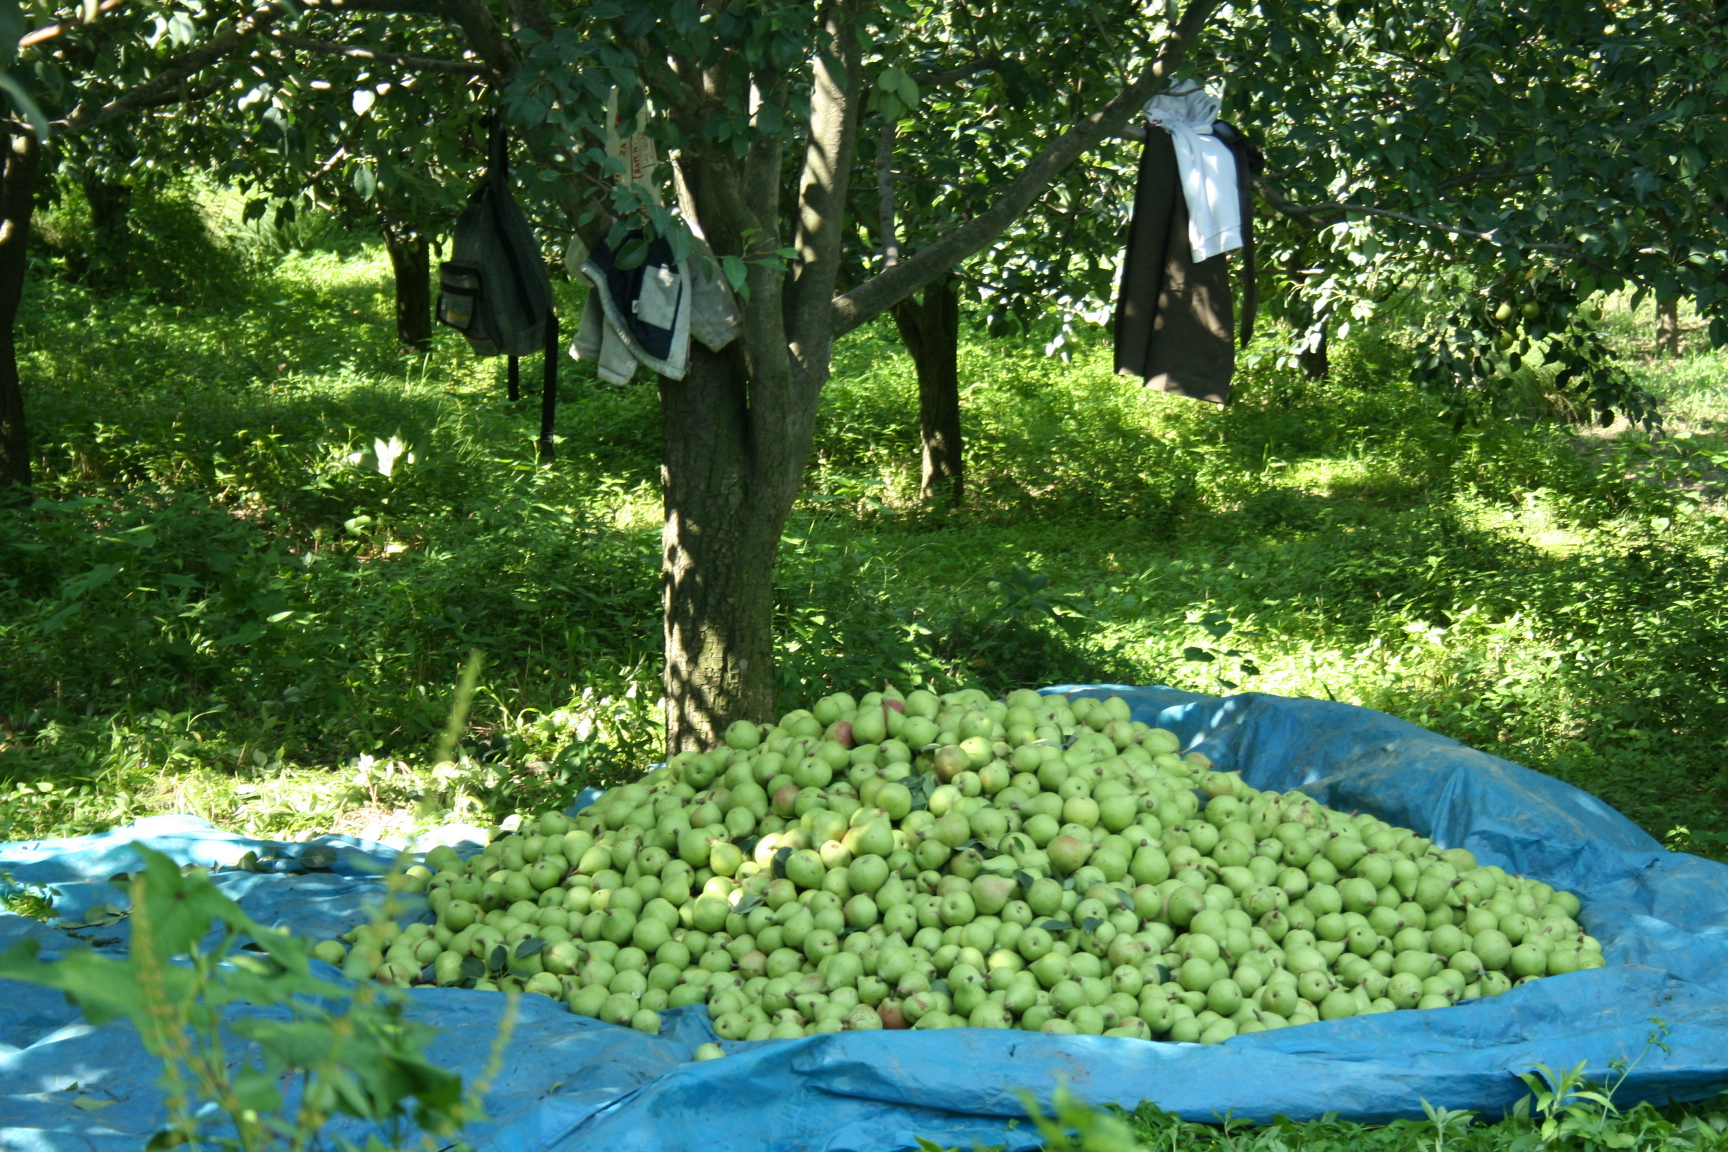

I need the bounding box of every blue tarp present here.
[1,686,1725,1152]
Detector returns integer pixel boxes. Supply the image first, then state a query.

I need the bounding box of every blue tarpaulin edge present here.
[0,686,1724,1152]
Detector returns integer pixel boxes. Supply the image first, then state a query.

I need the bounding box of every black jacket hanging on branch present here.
[436,115,560,459]
[1114,96,1258,405]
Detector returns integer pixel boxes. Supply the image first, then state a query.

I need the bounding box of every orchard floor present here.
[1,233,1725,869]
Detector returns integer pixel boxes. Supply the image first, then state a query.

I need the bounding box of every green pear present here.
[1046,834,1093,876]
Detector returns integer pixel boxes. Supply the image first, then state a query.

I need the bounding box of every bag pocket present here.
[437,262,484,331]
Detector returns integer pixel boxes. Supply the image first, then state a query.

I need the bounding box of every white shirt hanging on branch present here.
[1144,84,1244,263]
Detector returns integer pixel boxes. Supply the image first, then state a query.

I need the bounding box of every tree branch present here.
[133,78,224,111]
[742,74,788,248]
[831,0,1220,336]
[1254,175,1579,254]
[876,120,899,267]
[295,0,448,17]
[267,29,486,74]
[909,57,1001,86]
[1435,161,1520,192]
[20,0,125,49]
[51,4,283,136]
[291,0,602,245]
[785,0,864,357]
[1086,4,1131,88]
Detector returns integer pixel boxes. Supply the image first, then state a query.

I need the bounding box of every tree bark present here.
[80,177,131,289]
[384,230,432,351]
[0,129,40,496]
[1299,321,1329,380]
[1656,298,1679,358]
[892,275,964,503]
[659,342,799,752]
[653,0,1210,750]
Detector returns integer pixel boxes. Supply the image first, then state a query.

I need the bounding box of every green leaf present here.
[720,253,750,301]
[0,941,149,1026]
[230,1066,283,1115]
[613,236,650,271]
[1183,647,1215,663]
[164,11,195,46]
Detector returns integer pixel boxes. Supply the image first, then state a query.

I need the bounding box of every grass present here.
[995,1071,1728,1152]
[1,188,1726,864]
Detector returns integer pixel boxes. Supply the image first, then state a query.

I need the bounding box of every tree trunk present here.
[892,274,964,503]
[1656,298,1680,358]
[659,343,803,753]
[385,231,432,352]
[1299,321,1329,380]
[0,129,40,496]
[80,177,131,289]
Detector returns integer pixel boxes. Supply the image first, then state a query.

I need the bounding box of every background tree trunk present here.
[1299,322,1329,380]
[1656,298,1680,358]
[0,129,41,496]
[659,343,803,752]
[892,274,964,503]
[384,231,432,352]
[80,177,131,290]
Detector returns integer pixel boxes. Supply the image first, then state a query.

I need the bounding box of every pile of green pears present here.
[313,686,1602,1045]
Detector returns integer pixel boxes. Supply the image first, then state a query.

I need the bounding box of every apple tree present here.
[4,0,1724,765]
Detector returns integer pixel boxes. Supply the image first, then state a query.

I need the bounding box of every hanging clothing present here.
[567,230,740,384]
[1213,120,1259,350]
[1114,129,1236,404]
[1144,86,1243,263]
[564,92,741,384]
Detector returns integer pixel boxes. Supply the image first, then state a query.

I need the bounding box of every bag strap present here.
[507,355,521,402]
[488,111,509,182]
[485,118,542,328]
[538,313,559,462]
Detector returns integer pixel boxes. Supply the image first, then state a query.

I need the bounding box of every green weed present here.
[0,222,1724,857]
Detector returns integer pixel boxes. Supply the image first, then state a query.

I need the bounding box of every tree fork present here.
[0,128,40,496]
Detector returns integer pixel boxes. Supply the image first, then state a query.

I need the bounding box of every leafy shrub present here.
[0,845,481,1150]
[31,176,250,304]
